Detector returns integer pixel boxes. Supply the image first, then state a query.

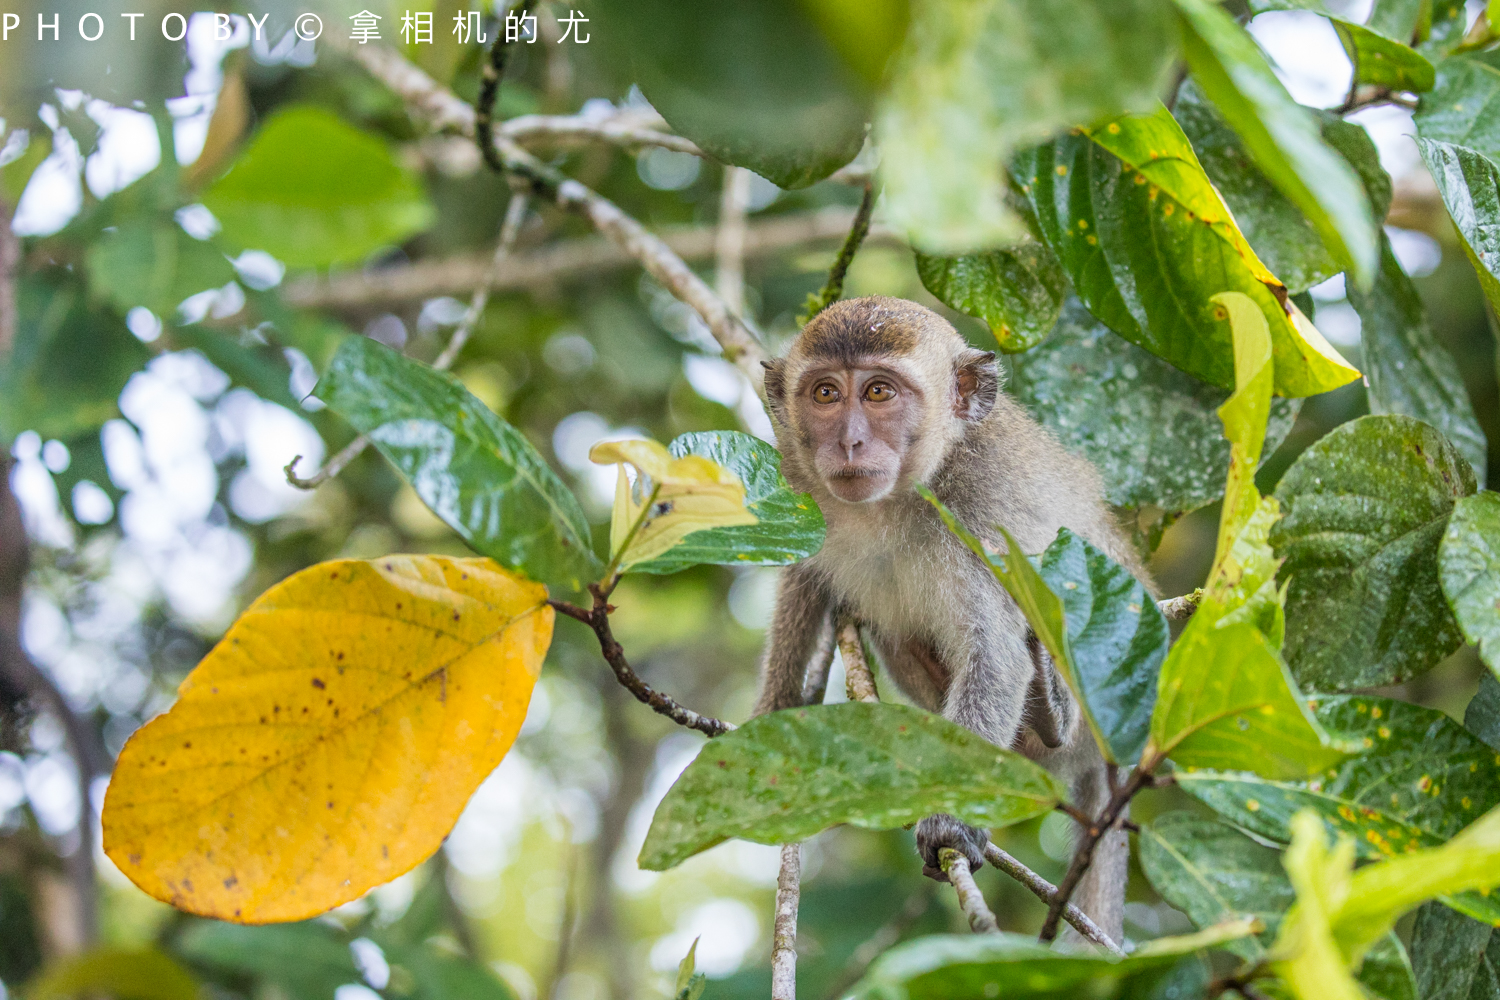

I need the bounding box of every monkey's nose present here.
[843,441,862,461]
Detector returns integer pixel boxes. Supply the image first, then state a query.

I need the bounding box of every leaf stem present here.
[598,483,661,590]
[800,183,876,324]
[548,585,734,737]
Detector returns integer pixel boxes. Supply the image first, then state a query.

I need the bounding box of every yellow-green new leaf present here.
[26,948,199,1000]
[1272,811,1365,1000]
[1208,291,1275,577]
[103,556,552,923]
[590,438,758,574]
[1149,613,1348,778]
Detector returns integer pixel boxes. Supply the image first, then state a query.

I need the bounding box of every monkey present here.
[752,296,1152,943]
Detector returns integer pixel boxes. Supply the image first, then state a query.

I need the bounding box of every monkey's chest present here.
[814,528,968,638]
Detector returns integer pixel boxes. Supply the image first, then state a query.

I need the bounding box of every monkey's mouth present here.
[828,467,888,479]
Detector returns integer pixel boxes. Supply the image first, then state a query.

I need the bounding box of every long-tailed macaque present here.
[754,296,1151,942]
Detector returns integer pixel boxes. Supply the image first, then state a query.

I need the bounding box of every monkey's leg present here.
[753,562,833,716]
[1061,744,1127,946]
[916,615,1035,877]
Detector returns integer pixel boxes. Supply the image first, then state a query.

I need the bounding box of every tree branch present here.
[1157,590,1202,621]
[1039,764,1163,942]
[716,166,752,318]
[503,113,703,156]
[337,41,771,392]
[283,207,893,311]
[836,618,880,703]
[800,184,876,323]
[939,848,999,934]
[772,843,801,1000]
[548,587,734,738]
[981,842,1122,954]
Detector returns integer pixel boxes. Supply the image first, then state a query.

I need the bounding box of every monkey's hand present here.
[915,814,988,881]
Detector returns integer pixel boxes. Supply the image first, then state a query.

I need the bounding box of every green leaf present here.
[919,490,1165,765]
[1414,138,1500,342]
[1206,290,1274,583]
[1359,935,1418,1000]
[25,948,198,1000]
[313,336,601,593]
[1006,297,1301,511]
[1172,0,1381,289]
[1415,52,1500,163]
[1271,414,1478,691]
[594,0,871,188]
[1348,238,1488,488]
[674,938,707,1000]
[849,922,1254,1000]
[624,432,826,574]
[915,241,1066,352]
[1147,612,1345,778]
[1272,812,1366,1000]
[1408,901,1500,1000]
[1031,529,1168,765]
[638,702,1065,871]
[176,921,357,1000]
[1138,812,1293,961]
[1252,2,1437,92]
[382,945,517,1000]
[1013,108,1361,397]
[877,0,1177,252]
[85,218,237,319]
[202,105,433,269]
[1441,493,1500,682]
[0,270,151,442]
[1182,694,1500,848]
[1174,80,1391,295]
[1,130,51,205]
[1467,672,1500,750]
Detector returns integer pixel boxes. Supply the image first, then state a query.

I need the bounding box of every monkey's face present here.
[798,365,922,503]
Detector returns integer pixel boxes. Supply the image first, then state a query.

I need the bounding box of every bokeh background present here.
[1,1,1496,999]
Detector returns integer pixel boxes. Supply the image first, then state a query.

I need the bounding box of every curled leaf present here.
[590,438,758,574]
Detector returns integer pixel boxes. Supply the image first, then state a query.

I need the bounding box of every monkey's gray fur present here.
[754,296,1150,943]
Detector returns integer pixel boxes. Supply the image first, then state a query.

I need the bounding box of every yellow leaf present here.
[1271,811,1365,1000]
[102,555,551,923]
[589,438,757,573]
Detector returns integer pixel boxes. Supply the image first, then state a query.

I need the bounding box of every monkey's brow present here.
[793,364,919,397]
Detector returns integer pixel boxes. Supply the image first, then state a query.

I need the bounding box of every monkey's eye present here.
[812,384,842,404]
[864,382,896,402]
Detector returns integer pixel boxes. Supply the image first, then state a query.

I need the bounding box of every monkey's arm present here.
[753,562,833,715]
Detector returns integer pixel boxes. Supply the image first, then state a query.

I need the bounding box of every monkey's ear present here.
[954,349,998,422]
[762,359,787,404]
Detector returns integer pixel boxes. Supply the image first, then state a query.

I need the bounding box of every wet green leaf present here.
[85,218,237,320]
[849,922,1253,1000]
[1441,493,1500,681]
[915,241,1066,352]
[313,336,601,593]
[1148,612,1345,778]
[1348,239,1488,488]
[920,492,1166,765]
[1467,672,1500,750]
[1173,0,1381,288]
[176,922,357,1000]
[1409,901,1500,1000]
[1416,52,1500,164]
[1252,2,1436,92]
[1415,138,1500,348]
[595,0,871,188]
[638,702,1065,871]
[1138,812,1293,961]
[1007,298,1301,511]
[1175,80,1391,295]
[1179,694,1500,924]
[878,0,1176,252]
[202,105,433,269]
[626,432,826,574]
[1271,414,1477,691]
[1014,109,1360,397]
[0,270,152,442]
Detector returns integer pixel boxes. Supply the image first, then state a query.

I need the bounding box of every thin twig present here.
[801,184,876,324]
[502,113,703,156]
[1157,590,1202,621]
[820,890,930,1000]
[981,842,1122,954]
[715,166,752,318]
[284,193,530,490]
[836,618,879,703]
[474,33,513,175]
[1039,764,1161,942]
[772,843,801,1000]
[548,586,733,738]
[336,42,772,391]
[283,207,894,311]
[939,848,999,934]
[1337,84,1417,115]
